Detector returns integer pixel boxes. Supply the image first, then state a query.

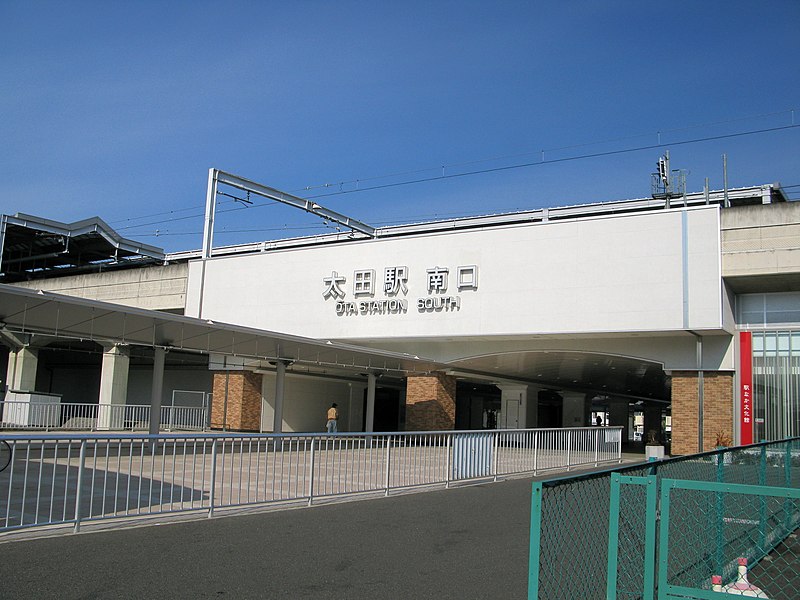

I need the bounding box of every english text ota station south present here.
[324,264,477,316]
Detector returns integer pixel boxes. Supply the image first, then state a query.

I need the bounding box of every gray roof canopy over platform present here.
[0,214,165,282]
[0,284,442,377]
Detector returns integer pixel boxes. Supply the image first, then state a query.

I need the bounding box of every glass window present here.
[751,330,800,441]
[738,292,800,327]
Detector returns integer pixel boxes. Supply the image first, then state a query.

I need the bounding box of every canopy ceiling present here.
[0,284,443,377]
[0,284,671,401]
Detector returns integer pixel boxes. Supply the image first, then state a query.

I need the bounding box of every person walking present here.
[326,403,339,433]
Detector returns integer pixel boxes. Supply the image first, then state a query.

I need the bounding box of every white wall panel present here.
[260,373,365,433]
[186,206,722,341]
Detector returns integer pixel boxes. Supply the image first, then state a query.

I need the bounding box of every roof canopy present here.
[0,284,442,377]
[0,214,164,282]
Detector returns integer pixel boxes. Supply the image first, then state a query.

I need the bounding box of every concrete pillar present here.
[98,344,130,430]
[608,398,630,442]
[149,347,166,436]
[405,373,456,431]
[561,391,590,428]
[6,346,39,391]
[365,373,377,433]
[273,361,286,434]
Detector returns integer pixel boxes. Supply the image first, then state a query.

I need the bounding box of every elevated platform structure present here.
[0,213,165,283]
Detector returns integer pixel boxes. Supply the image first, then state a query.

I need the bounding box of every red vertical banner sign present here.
[739,331,753,445]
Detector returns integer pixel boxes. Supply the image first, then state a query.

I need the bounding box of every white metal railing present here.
[0,401,208,432]
[0,427,622,533]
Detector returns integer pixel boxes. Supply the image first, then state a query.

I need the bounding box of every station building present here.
[1,180,798,455]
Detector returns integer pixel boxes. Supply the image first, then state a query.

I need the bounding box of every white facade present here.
[187,205,726,345]
[7,185,796,450]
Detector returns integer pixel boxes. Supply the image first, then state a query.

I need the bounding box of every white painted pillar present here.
[98,344,130,430]
[273,360,286,434]
[7,346,39,391]
[497,384,528,429]
[561,391,589,428]
[149,347,166,436]
[365,373,376,433]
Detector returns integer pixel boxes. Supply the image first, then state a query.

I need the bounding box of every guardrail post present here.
[533,430,539,475]
[606,473,622,600]
[492,430,499,481]
[594,428,600,466]
[785,440,793,533]
[308,437,316,506]
[208,439,217,518]
[527,481,543,600]
[445,434,452,489]
[384,435,392,497]
[759,442,767,551]
[73,439,87,533]
[715,449,725,575]
[566,429,572,471]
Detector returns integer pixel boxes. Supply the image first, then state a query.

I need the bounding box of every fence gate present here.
[606,473,800,600]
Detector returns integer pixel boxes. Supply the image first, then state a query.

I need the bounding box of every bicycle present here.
[0,439,11,473]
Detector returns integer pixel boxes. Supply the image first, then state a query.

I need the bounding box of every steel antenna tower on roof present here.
[651,151,686,208]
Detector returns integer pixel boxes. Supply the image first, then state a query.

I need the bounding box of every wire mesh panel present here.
[535,464,652,600]
[607,475,656,600]
[659,479,800,600]
[529,437,800,600]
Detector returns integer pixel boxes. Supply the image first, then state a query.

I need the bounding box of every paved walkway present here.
[2,454,648,599]
[4,475,539,599]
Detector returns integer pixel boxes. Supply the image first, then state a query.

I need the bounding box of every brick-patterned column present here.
[211,371,263,432]
[671,371,734,455]
[405,373,456,431]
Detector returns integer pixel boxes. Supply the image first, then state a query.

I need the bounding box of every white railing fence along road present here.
[0,427,622,534]
[0,401,208,432]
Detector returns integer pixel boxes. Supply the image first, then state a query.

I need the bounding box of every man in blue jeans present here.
[326,403,339,433]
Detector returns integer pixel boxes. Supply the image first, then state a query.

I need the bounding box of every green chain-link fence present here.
[528,438,800,599]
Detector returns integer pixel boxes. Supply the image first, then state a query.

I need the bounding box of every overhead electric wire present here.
[303,124,800,201]
[112,119,799,234]
[293,108,798,193]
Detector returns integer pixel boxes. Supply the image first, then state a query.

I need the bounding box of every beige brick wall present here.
[671,371,734,455]
[211,371,263,432]
[405,373,456,431]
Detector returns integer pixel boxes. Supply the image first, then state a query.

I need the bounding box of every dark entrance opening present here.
[537,389,563,428]
[455,382,501,430]
[363,387,402,432]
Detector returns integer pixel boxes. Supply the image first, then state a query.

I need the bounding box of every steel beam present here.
[214,169,376,238]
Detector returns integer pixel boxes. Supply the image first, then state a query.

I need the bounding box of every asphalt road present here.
[2,477,535,599]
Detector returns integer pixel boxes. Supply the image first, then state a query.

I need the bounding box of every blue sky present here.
[2,1,799,252]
